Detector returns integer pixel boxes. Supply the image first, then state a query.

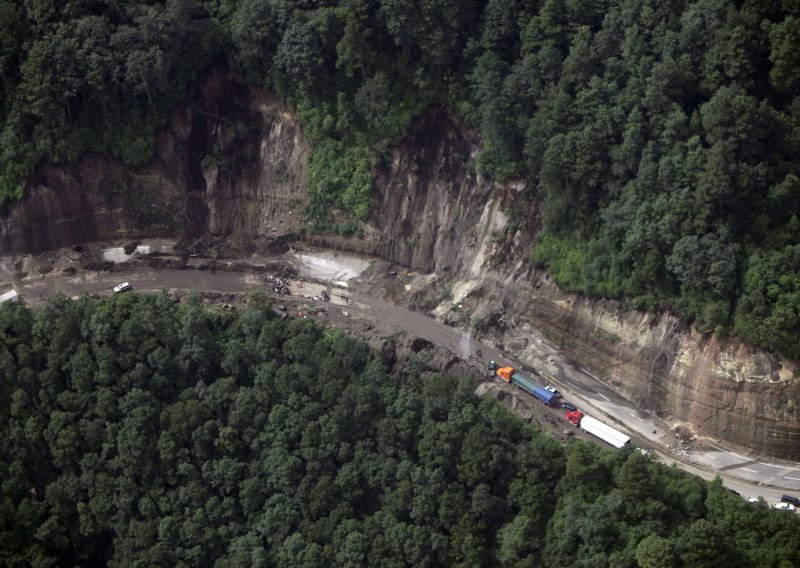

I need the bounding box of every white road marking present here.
[707,443,750,461]
[764,466,800,488]
[707,444,800,472]
[581,367,602,381]
[629,413,642,421]
[704,454,716,460]
[757,463,793,470]
[597,392,611,402]
[755,461,800,470]
[740,468,757,473]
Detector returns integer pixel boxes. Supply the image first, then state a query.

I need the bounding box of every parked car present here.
[113,282,132,294]
[781,494,800,507]
[544,385,561,398]
[561,402,577,412]
[772,502,796,511]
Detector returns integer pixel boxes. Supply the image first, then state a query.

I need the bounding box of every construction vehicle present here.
[565,410,630,449]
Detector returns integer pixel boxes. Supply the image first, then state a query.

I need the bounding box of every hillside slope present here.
[1,1,798,358]
[1,67,799,458]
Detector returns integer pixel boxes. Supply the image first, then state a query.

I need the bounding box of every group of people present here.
[265,272,351,304]
[269,278,290,295]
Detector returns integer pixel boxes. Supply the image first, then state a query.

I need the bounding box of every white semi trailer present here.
[566,410,631,449]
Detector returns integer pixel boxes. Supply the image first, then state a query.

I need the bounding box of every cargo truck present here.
[496,367,556,405]
[565,410,630,449]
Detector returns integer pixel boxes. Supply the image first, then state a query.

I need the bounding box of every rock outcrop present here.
[1,68,798,458]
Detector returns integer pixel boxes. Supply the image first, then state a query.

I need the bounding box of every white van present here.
[113,282,132,294]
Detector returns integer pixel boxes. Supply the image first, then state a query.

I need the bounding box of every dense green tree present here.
[2,297,800,565]
[767,16,800,95]
[679,518,733,567]
[636,534,675,568]
[735,245,800,357]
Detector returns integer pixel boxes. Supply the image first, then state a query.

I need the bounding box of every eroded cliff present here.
[341,107,800,459]
[2,69,798,458]
[0,68,310,254]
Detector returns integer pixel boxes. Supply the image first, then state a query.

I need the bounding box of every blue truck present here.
[531,385,558,405]
[497,367,557,406]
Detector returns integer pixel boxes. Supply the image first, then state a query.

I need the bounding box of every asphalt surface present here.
[9,261,800,509]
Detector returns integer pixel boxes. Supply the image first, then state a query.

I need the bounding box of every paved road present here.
[10,265,800,507]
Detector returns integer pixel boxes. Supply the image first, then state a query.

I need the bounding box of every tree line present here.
[1,294,799,566]
[0,1,799,354]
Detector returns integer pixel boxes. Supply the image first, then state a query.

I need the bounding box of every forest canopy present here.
[1,295,799,566]
[0,1,799,354]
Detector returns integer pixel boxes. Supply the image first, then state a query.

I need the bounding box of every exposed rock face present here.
[1,69,798,458]
[0,156,182,253]
[335,108,800,459]
[497,284,800,458]
[0,67,310,254]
